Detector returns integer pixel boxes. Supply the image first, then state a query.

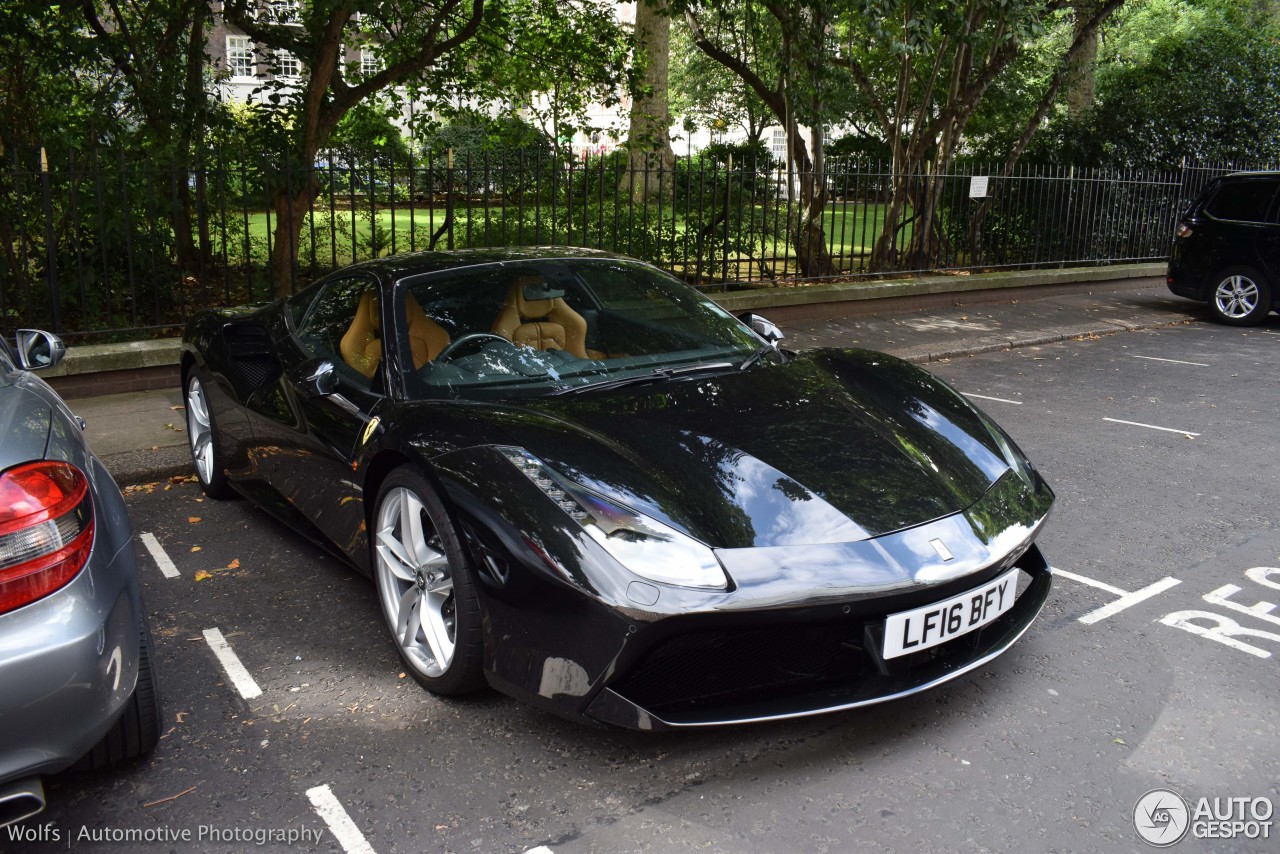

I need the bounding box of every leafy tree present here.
[669,12,776,145]
[77,0,217,270]
[1039,0,1280,167]
[681,0,839,277]
[222,0,628,296]
[833,0,1126,269]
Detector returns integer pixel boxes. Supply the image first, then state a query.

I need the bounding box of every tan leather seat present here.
[404,291,450,369]
[339,290,382,379]
[491,275,588,359]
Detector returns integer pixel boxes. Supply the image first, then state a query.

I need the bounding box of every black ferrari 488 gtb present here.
[181,248,1053,730]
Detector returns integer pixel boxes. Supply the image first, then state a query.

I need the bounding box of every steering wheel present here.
[433,332,517,363]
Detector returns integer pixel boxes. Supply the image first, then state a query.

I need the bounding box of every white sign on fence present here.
[969,176,989,199]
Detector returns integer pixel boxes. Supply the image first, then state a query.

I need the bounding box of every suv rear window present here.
[1204,179,1279,223]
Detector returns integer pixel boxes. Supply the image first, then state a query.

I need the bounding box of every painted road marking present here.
[1159,611,1280,659]
[1203,582,1280,629]
[306,785,377,854]
[526,848,557,854]
[202,628,262,699]
[1130,355,1209,367]
[1053,567,1126,597]
[1102,417,1200,437]
[140,532,179,579]
[1053,568,1182,623]
[1078,577,1183,624]
[963,392,1023,405]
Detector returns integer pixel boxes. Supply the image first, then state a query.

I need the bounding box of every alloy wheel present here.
[374,487,456,678]
[1214,275,1260,320]
[186,376,214,485]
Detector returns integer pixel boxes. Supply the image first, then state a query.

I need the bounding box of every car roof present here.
[1221,171,1280,180]
[337,247,631,282]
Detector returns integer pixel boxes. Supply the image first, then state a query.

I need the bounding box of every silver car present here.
[0,330,159,827]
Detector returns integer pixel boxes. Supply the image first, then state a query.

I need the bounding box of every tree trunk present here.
[623,0,675,201]
[270,178,318,298]
[1066,1,1101,117]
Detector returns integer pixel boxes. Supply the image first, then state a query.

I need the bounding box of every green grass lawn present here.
[218,201,911,275]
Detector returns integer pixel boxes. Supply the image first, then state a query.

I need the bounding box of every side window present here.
[1204,180,1279,224]
[296,277,381,388]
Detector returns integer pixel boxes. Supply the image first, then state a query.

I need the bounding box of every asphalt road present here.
[15,317,1279,854]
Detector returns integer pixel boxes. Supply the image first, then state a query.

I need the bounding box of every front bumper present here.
[0,538,141,783]
[585,545,1051,730]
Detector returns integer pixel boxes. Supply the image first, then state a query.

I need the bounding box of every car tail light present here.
[0,462,94,615]
[1175,222,1193,239]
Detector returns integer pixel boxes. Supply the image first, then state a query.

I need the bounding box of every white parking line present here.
[1078,577,1182,624]
[202,628,262,699]
[139,532,179,579]
[306,785,377,854]
[962,392,1023,405]
[1102,417,1200,437]
[1129,355,1209,367]
[1053,567,1126,597]
[1054,568,1182,624]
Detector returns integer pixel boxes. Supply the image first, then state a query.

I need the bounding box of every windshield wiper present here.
[738,344,779,371]
[552,362,736,396]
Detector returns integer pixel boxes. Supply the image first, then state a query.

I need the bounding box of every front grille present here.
[610,622,871,716]
[611,566,1037,719]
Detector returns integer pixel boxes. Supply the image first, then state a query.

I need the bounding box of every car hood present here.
[499,349,1014,550]
[0,380,52,467]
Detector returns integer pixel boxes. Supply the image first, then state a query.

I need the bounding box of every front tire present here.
[1208,266,1272,326]
[185,371,235,499]
[372,467,485,696]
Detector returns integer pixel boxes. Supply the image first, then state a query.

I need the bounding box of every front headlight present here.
[497,447,728,590]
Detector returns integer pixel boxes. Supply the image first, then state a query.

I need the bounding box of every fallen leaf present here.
[188,516,201,524]
[190,546,201,553]
[1114,738,1127,745]
[169,405,184,411]
[194,570,212,581]
[398,672,406,679]
[226,558,240,569]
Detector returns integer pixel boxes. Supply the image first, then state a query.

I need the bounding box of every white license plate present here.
[882,568,1020,660]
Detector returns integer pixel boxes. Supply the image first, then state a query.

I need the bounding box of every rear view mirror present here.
[15,329,66,370]
[737,313,784,346]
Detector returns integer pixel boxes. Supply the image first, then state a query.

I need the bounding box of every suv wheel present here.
[1208,266,1272,326]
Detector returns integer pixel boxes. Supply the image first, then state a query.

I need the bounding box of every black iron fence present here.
[0,146,1266,340]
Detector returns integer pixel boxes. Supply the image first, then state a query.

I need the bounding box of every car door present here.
[246,274,388,561]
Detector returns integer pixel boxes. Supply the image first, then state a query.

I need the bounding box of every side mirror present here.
[299,359,339,398]
[15,329,67,370]
[295,359,362,417]
[737,313,784,346]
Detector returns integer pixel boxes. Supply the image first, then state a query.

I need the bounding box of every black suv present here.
[1167,171,1280,325]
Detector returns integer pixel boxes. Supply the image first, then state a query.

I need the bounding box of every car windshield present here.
[396,258,763,400]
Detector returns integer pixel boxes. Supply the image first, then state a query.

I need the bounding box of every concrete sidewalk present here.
[69,276,1199,486]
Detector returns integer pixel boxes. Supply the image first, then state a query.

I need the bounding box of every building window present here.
[360,49,379,78]
[265,0,300,24]
[227,36,255,78]
[771,128,787,160]
[274,49,301,79]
